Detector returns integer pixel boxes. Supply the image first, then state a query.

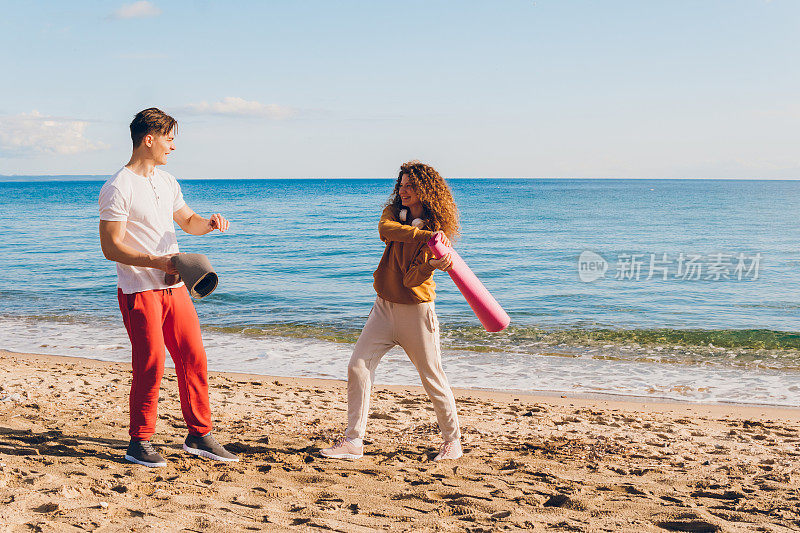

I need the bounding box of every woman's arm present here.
[403,247,436,288]
[403,248,453,288]
[378,206,434,244]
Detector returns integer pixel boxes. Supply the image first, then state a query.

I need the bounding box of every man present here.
[99,107,238,467]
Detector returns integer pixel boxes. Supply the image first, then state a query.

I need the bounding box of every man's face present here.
[145,128,175,165]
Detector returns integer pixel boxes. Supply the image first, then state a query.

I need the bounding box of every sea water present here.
[1,178,799,406]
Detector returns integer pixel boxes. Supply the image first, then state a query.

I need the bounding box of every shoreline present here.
[4,349,799,416]
[3,313,799,409]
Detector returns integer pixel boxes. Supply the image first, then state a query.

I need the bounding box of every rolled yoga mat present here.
[164,253,219,299]
[427,233,510,332]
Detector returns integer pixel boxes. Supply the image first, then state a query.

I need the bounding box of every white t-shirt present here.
[99,166,187,294]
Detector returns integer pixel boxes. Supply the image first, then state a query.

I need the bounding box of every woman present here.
[321,161,463,462]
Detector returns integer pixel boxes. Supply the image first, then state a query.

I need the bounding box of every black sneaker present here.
[125,439,167,467]
[183,433,239,462]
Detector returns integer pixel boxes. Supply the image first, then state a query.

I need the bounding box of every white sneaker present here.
[320,436,363,460]
[434,440,463,461]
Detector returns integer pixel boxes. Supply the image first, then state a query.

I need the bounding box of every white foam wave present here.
[0,316,798,407]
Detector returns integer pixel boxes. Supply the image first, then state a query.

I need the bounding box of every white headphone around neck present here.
[399,209,425,228]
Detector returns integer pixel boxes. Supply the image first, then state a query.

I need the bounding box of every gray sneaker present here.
[183,433,239,462]
[125,439,167,467]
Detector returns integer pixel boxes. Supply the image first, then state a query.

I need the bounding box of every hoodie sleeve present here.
[403,246,437,288]
[378,206,435,244]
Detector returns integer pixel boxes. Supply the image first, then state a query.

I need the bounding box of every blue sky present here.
[0,1,797,178]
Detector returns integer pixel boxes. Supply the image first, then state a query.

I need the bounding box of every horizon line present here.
[2,175,800,181]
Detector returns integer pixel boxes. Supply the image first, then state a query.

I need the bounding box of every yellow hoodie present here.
[372,206,438,304]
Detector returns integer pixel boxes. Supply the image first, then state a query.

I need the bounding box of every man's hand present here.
[434,230,451,248]
[152,254,179,274]
[174,206,230,235]
[208,213,230,233]
[429,253,454,272]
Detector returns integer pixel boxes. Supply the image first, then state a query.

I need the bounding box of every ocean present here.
[2,177,799,406]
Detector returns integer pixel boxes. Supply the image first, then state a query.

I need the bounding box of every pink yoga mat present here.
[427,233,510,332]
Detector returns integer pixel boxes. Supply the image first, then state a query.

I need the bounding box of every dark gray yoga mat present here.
[164,253,218,299]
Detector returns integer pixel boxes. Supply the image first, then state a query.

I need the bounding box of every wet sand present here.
[0,349,799,532]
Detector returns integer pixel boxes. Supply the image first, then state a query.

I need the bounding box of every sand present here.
[0,349,798,532]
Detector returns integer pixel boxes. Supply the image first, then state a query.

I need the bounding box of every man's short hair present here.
[130,108,177,148]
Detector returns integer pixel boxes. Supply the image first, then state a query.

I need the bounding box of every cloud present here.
[178,97,295,120]
[109,1,162,20]
[0,111,108,157]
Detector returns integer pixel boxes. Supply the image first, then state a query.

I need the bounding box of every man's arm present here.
[99,220,177,273]
[173,205,230,236]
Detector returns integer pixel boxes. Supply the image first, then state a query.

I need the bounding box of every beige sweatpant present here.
[345,296,461,442]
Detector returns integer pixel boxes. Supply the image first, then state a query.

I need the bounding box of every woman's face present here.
[398,173,421,208]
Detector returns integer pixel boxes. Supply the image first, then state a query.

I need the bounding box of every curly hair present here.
[386,161,460,240]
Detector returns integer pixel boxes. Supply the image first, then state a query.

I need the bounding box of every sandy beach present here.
[0,349,798,532]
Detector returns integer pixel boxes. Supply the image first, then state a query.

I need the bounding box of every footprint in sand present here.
[232,494,263,509]
[599,484,649,497]
[542,494,589,511]
[447,503,479,518]
[253,487,289,499]
[654,511,721,533]
[690,489,743,502]
[32,502,60,514]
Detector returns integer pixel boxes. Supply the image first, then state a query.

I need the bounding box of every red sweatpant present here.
[118,287,212,440]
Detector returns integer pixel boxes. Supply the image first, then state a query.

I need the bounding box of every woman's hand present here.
[429,253,454,272]
[434,230,451,248]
